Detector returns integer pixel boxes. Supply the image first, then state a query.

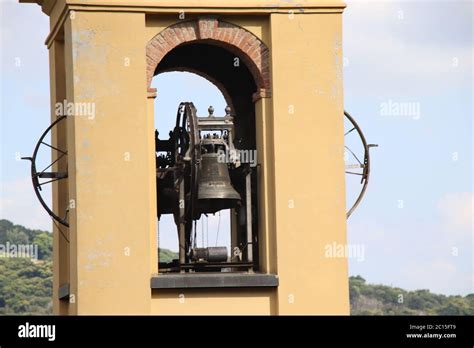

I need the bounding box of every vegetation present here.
[350,275,474,315]
[1,220,472,315]
[159,248,178,263]
[0,219,52,315]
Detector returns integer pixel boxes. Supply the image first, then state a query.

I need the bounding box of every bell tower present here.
[21,0,349,315]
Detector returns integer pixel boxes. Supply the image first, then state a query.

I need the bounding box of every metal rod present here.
[215,211,221,246]
[178,177,186,272]
[245,167,253,267]
[344,145,363,166]
[38,152,66,177]
[344,127,356,136]
[41,141,67,155]
[345,171,364,176]
[38,177,64,186]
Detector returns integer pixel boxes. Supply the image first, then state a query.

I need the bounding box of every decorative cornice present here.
[37,0,345,48]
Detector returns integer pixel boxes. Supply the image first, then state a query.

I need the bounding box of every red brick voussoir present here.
[146,18,271,100]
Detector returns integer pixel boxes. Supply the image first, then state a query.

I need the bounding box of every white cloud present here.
[401,258,473,295]
[437,192,474,239]
[0,0,49,82]
[348,215,473,295]
[343,1,472,96]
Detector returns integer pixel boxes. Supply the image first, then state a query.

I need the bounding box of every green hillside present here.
[350,275,473,315]
[0,219,52,315]
[159,248,178,263]
[1,219,472,315]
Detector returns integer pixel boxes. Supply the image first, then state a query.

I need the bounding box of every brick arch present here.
[146,18,271,100]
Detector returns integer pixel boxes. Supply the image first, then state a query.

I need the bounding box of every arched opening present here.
[152,40,261,273]
[156,42,257,150]
[152,71,231,261]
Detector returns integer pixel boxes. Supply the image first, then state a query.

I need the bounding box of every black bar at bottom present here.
[0,316,472,346]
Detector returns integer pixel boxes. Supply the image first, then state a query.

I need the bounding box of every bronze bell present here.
[197,152,241,214]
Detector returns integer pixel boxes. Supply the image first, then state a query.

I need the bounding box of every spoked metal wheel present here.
[22,116,69,227]
[174,102,201,217]
[344,110,377,219]
[173,102,201,259]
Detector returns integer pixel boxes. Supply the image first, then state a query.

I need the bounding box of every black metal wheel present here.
[22,116,69,227]
[173,103,202,258]
[174,102,200,216]
[344,110,377,219]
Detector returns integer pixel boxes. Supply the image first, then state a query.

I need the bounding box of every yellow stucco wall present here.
[33,0,349,315]
[63,11,153,314]
[269,13,349,314]
[50,39,70,315]
[151,289,276,315]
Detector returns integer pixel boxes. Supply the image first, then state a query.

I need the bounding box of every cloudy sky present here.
[0,0,472,295]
